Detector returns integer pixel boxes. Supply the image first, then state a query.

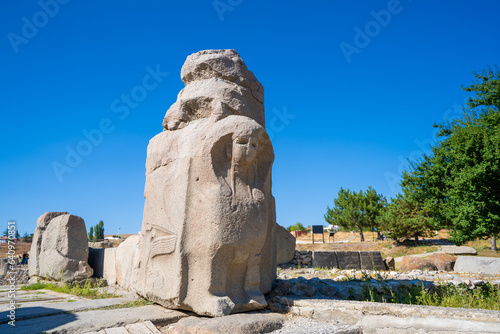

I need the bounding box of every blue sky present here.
[1,0,499,235]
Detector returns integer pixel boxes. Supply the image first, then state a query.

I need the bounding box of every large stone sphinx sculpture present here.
[133,49,277,317]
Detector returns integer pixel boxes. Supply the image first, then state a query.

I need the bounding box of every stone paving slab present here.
[0,290,66,307]
[1,298,134,323]
[126,321,162,334]
[86,321,163,334]
[171,312,286,334]
[279,297,500,333]
[0,304,187,334]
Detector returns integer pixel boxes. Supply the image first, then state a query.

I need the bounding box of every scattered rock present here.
[428,252,457,271]
[384,257,395,271]
[399,257,437,272]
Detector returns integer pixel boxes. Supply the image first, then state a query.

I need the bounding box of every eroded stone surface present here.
[133,49,276,317]
[29,212,93,282]
[439,245,477,256]
[275,224,296,265]
[171,313,285,334]
[428,253,457,271]
[399,257,437,272]
[455,256,500,275]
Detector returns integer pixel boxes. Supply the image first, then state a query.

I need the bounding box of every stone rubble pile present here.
[269,266,500,304]
[0,268,29,285]
[291,250,312,266]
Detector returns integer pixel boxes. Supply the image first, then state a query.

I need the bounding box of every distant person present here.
[21,253,28,265]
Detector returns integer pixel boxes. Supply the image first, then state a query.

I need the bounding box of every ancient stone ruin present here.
[132,49,277,317]
[29,212,93,282]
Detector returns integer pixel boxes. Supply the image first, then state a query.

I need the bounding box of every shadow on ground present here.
[0,306,77,334]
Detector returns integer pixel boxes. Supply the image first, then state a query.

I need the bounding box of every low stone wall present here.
[291,250,386,270]
[292,250,312,266]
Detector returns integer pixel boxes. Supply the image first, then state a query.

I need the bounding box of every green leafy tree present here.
[325,187,385,242]
[364,187,387,230]
[287,222,307,232]
[401,66,500,251]
[380,195,435,245]
[88,226,94,241]
[94,221,105,240]
[21,232,32,243]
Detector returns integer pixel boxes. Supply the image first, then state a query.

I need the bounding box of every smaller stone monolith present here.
[29,212,93,282]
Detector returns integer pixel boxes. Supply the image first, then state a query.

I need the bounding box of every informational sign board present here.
[312,225,324,234]
[312,225,325,243]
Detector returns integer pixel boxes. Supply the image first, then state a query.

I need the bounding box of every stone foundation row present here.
[291,250,386,271]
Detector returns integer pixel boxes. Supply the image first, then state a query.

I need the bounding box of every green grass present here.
[101,298,153,310]
[347,279,500,311]
[74,298,154,312]
[312,266,330,271]
[20,280,117,299]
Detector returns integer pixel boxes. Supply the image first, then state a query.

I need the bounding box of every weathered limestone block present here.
[29,211,67,278]
[29,212,93,282]
[115,235,140,290]
[172,313,285,334]
[336,251,361,270]
[275,223,296,265]
[454,256,500,275]
[103,247,117,285]
[439,245,477,256]
[359,251,386,271]
[134,50,276,317]
[312,251,338,269]
[102,235,140,288]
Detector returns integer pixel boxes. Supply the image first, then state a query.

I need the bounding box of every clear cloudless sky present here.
[1,0,499,236]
